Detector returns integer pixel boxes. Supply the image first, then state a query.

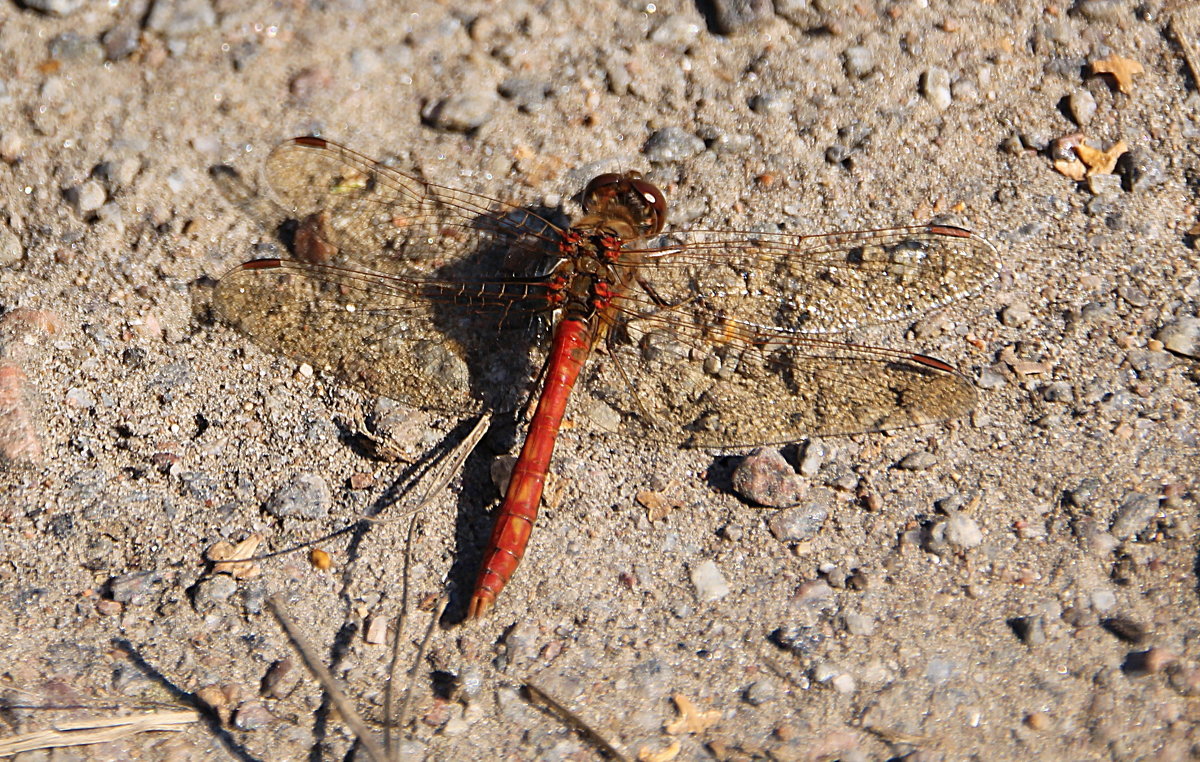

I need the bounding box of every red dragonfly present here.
[215,136,996,618]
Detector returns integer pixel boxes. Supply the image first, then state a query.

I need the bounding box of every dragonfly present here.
[214,136,997,619]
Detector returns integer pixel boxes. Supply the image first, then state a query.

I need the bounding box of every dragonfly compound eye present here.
[582,173,667,238]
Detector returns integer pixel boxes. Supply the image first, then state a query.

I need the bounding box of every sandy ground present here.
[2,0,1199,759]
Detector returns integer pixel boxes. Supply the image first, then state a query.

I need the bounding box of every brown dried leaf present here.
[1090,54,1144,94]
[638,740,681,762]
[637,489,683,522]
[1053,158,1087,181]
[1076,140,1127,176]
[208,533,263,579]
[665,693,720,735]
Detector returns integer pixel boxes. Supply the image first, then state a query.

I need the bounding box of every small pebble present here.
[643,127,705,163]
[831,673,856,694]
[65,387,96,408]
[0,221,23,266]
[690,559,730,603]
[732,448,806,507]
[1000,301,1033,327]
[791,578,834,606]
[193,574,238,612]
[707,0,773,34]
[1025,711,1051,731]
[365,615,389,644]
[798,439,825,477]
[1168,665,1200,696]
[1068,90,1097,125]
[0,133,22,164]
[650,15,702,45]
[106,570,163,603]
[103,23,140,61]
[768,498,829,542]
[1041,381,1073,403]
[1008,615,1047,645]
[497,77,548,113]
[1101,616,1147,644]
[1087,173,1122,196]
[65,180,106,214]
[145,0,217,36]
[749,92,791,115]
[423,91,497,133]
[1120,147,1166,192]
[843,612,875,636]
[743,680,778,706]
[1155,317,1200,358]
[1091,588,1117,611]
[943,513,983,549]
[21,0,84,15]
[265,472,332,520]
[843,46,875,78]
[261,658,296,699]
[233,701,273,730]
[896,450,937,471]
[977,367,1006,389]
[1109,492,1159,540]
[922,67,953,110]
[1076,0,1129,22]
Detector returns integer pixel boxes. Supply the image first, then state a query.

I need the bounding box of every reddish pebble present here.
[0,362,44,467]
[1025,711,1051,730]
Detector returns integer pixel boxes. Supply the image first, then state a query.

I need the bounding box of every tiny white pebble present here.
[298,363,313,378]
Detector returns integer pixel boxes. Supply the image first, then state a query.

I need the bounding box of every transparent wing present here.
[215,137,564,413]
[578,225,996,445]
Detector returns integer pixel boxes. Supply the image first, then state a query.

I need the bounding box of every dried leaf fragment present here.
[1052,159,1087,181]
[1076,140,1127,176]
[1090,54,1144,94]
[638,739,681,762]
[665,693,720,735]
[637,489,683,522]
[207,533,263,579]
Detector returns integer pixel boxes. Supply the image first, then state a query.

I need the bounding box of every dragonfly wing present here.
[633,225,998,335]
[215,259,547,414]
[579,225,993,446]
[262,137,562,279]
[215,138,564,413]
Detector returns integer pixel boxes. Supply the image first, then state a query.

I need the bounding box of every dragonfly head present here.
[581,172,667,239]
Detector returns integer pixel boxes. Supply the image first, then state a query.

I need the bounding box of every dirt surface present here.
[2,0,1200,759]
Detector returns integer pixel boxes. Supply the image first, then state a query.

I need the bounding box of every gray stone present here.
[1110,492,1159,540]
[193,574,237,612]
[21,0,84,15]
[843,46,875,78]
[643,127,705,163]
[743,680,778,705]
[690,559,730,602]
[65,181,106,214]
[1000,301,1033,327]
[1156,317,1200,358]
[768,500,829,542]
[922,67,953,110]
[423,90,497,132]
[0,221,23,266]
[146,0,216,37]
[1068,90,1097,125]
[265,472,333,520]
[896,450,937,471]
